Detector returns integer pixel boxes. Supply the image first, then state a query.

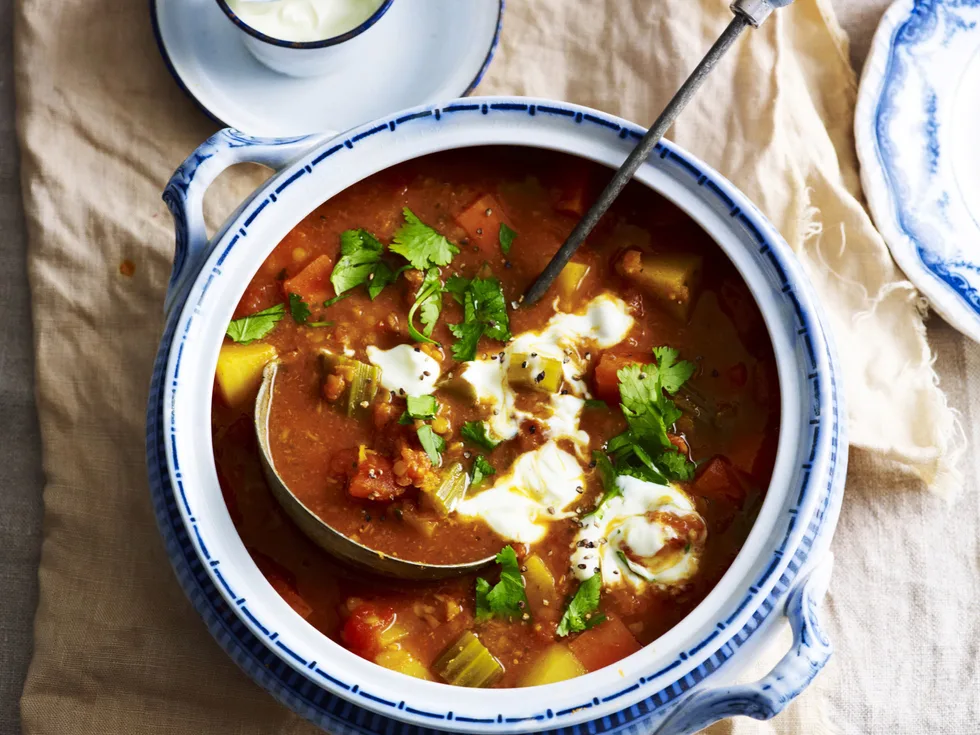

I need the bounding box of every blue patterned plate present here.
[856,0,980,343]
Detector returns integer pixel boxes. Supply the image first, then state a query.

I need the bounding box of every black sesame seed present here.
[578,563,587,570]
[521,361,528,369]
[528,425,537,434]
[504,261,513,269]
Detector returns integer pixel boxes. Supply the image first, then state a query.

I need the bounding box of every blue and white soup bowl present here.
[147,97,846,735]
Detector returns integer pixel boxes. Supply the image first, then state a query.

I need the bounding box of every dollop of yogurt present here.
[457,441,585,544]
[366,344,440,397]
[458,293,634,450]
[571,475,707,590]
[226,0,385,43]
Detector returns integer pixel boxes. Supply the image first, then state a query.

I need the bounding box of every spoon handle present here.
[523,13,752,306]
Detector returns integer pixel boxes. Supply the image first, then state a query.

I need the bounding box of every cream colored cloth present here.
[15,0,978,733]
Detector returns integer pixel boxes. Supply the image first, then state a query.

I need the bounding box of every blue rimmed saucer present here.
[856,0,980,343]
[150,0,503,137]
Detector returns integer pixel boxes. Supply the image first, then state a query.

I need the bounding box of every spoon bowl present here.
[254,360,497,580]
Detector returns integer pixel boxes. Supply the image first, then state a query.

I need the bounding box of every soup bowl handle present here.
[657,554,834,735]
[162,128,334,317]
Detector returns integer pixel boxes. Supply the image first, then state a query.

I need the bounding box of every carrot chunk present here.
[567,615,642,673]
[282,254,334,304]
[592,352,641,404]
[691,456,746,504]
[455,194,512,252]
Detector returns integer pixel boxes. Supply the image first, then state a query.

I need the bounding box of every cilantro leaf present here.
[405,395,438,420]
[470,455,496,488]
[417,425,445,466]
[449,321,484,362]
[584,399,608,410]
[225,303,286,344]
[656,449,695,481]
[367,262,406,300]
[329,229,403,301]
[587,451,622,516]
[475,546,529,623]
[330,229,384,295]
[288,293,311,324]
[390,208,460,270]
[449,276,511,361]
[475,577,492,622]
[499,223,517,254]
[445,274,471,304]
[556,574,606,637]
[407,268,443,345]
[461,421,500,452]
[651,346,696,395]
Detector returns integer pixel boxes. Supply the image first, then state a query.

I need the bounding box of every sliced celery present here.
[421,462,469,516]
[434,631,504,688]
[319,349,381,416]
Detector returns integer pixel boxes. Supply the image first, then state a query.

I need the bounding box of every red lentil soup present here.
[212,147,779,688]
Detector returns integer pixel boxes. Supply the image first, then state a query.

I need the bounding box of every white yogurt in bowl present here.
[225,0,387,43]
[216,0,395,77]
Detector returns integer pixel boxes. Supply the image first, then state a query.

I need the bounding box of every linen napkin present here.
[15,0,973,733]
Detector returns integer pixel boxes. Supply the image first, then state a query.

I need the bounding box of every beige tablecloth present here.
[15,0,980,732]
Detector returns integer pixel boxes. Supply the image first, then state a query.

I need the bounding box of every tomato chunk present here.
[342,604,396,659]
[455,194,512,252]
[347,452,405,501]
[282,254,334,304]
[567,615,642,673]
[691,456,746,504]
[592,352,641,404]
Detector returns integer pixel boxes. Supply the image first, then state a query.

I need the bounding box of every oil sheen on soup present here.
[211,147,780,688]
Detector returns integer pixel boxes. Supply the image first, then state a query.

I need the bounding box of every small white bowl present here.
[215,0,395,77]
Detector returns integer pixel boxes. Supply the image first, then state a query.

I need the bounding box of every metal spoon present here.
[255,361,496,580]
[523,0,794,306]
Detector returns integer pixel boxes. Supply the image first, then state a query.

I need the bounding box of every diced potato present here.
[508,353,563,394]
[215,342,278,407]
[421,462,469,516]
[375,648,433,681]
[378,622,410,649]
[434,631,504,688]
[615,249,703,322]
[567,615,642,673]
[518,644,586,687]
[523,555,559,624]
[557,261,590,311]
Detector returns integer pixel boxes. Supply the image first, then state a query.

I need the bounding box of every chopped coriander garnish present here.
[603,347,696,483]
[498,223,517,254]
[288,292,311,324]
[417,425,445,466]
[556,573,606,637]
[329,229,401,301]
[390,208,460,270]
[587,451,622,516]
[407,268,444,345]
[475,546,529,623]
[306,321,333,328]
[461,421,500,452]
[445,274,471,305]
[322,292,351,308]
[448,276,511,361]
[469,455,496,488]
[225,303,286,344]
[405,395,438,420]
[584,398,608,410]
